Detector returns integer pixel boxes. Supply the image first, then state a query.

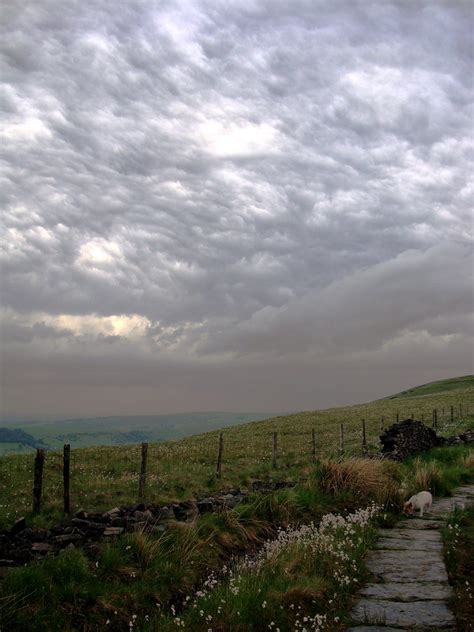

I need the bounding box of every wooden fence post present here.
[33,448,45,514]
[396,412,399,423]
[63,444,70,514]
[216,432,224,479]
[138,442,148,498]
[459,404,462,418]
[450,406,454,423]
[272,432,278,469]
[362,419,367,454]
[339,423,344,458]
[421,413,424,423]
[380,416,384,434]
[432,409,437,430]
[311,429,316,461]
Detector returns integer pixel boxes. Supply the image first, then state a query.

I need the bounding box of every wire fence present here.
[0,403,472,525]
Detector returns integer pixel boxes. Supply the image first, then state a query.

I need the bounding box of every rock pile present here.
[0,480,295,568]
[380,420,441,461]
[381,419,474,461]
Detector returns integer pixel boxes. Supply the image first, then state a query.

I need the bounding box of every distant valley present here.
[0,412,275,455]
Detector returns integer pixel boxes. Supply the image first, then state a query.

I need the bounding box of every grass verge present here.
[442,505,474,632]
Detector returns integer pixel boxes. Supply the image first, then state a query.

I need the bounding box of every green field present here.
[0,375,473,529]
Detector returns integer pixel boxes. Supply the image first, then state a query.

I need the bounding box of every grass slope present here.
[384,374,474,399]
[0,376,473,529]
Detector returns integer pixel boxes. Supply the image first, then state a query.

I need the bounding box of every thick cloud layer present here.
[1,0,473,417]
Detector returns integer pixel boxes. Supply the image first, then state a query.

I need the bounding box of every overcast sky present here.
[1,0,473,419]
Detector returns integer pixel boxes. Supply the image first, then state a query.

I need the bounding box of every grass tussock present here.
[314,457,402,506]
[408,458,445,496]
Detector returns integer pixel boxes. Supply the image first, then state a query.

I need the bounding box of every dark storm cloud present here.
[1,0,472,416]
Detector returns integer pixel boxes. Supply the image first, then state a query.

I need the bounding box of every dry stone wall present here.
[0,481,295,569]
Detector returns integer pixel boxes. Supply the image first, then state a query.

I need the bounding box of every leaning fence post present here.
[361,419,367,454]
[450,406,454,423]
[138,442,148,499]
[63,444,71,514]
[311,429,316,461]
[33,448,45,514]
[272,432,278,469]
[380,416,384,434]
[339,423,344,458]
[216,432,224,479]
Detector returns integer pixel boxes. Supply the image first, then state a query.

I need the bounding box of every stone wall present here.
[381,419,474,461]
[0,480,295,569]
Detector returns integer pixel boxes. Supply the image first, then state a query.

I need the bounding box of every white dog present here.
[403,491,433,517]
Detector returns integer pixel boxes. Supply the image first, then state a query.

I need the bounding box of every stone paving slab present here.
[366,557,448,583]
[397,519,444,530]
[378,528,441,541]
[375,537,442,551]
[347,627,403,631]
[366,549,445,565]
[359,581,452,601]
[455,485,474,496]
[351,598,456,628]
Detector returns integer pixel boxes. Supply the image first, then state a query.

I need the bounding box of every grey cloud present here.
[200,243,473,357]
[0,0,473,417]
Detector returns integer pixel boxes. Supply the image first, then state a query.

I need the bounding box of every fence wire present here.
[0,402,471,525]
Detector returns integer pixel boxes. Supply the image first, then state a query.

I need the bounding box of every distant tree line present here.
[0,428,45,448]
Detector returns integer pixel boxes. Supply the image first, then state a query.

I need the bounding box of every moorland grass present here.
[0,379,473,529]
[442,505,474,632]
[1,446,473,631]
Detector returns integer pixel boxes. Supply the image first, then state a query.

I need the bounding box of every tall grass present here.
[1,446,473,631]
[402,447,474,498]
[314,457,402,507]
[154,504,381,631]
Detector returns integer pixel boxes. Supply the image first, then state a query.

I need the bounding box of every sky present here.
[1,0,473,419]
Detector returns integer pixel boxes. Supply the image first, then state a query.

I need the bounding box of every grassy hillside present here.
[385,375,474,399]
[0,376,473,529]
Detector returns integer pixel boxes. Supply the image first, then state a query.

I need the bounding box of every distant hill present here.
[0,412,276,455]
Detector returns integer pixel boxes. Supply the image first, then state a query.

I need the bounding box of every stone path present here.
[348,485,474,631]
